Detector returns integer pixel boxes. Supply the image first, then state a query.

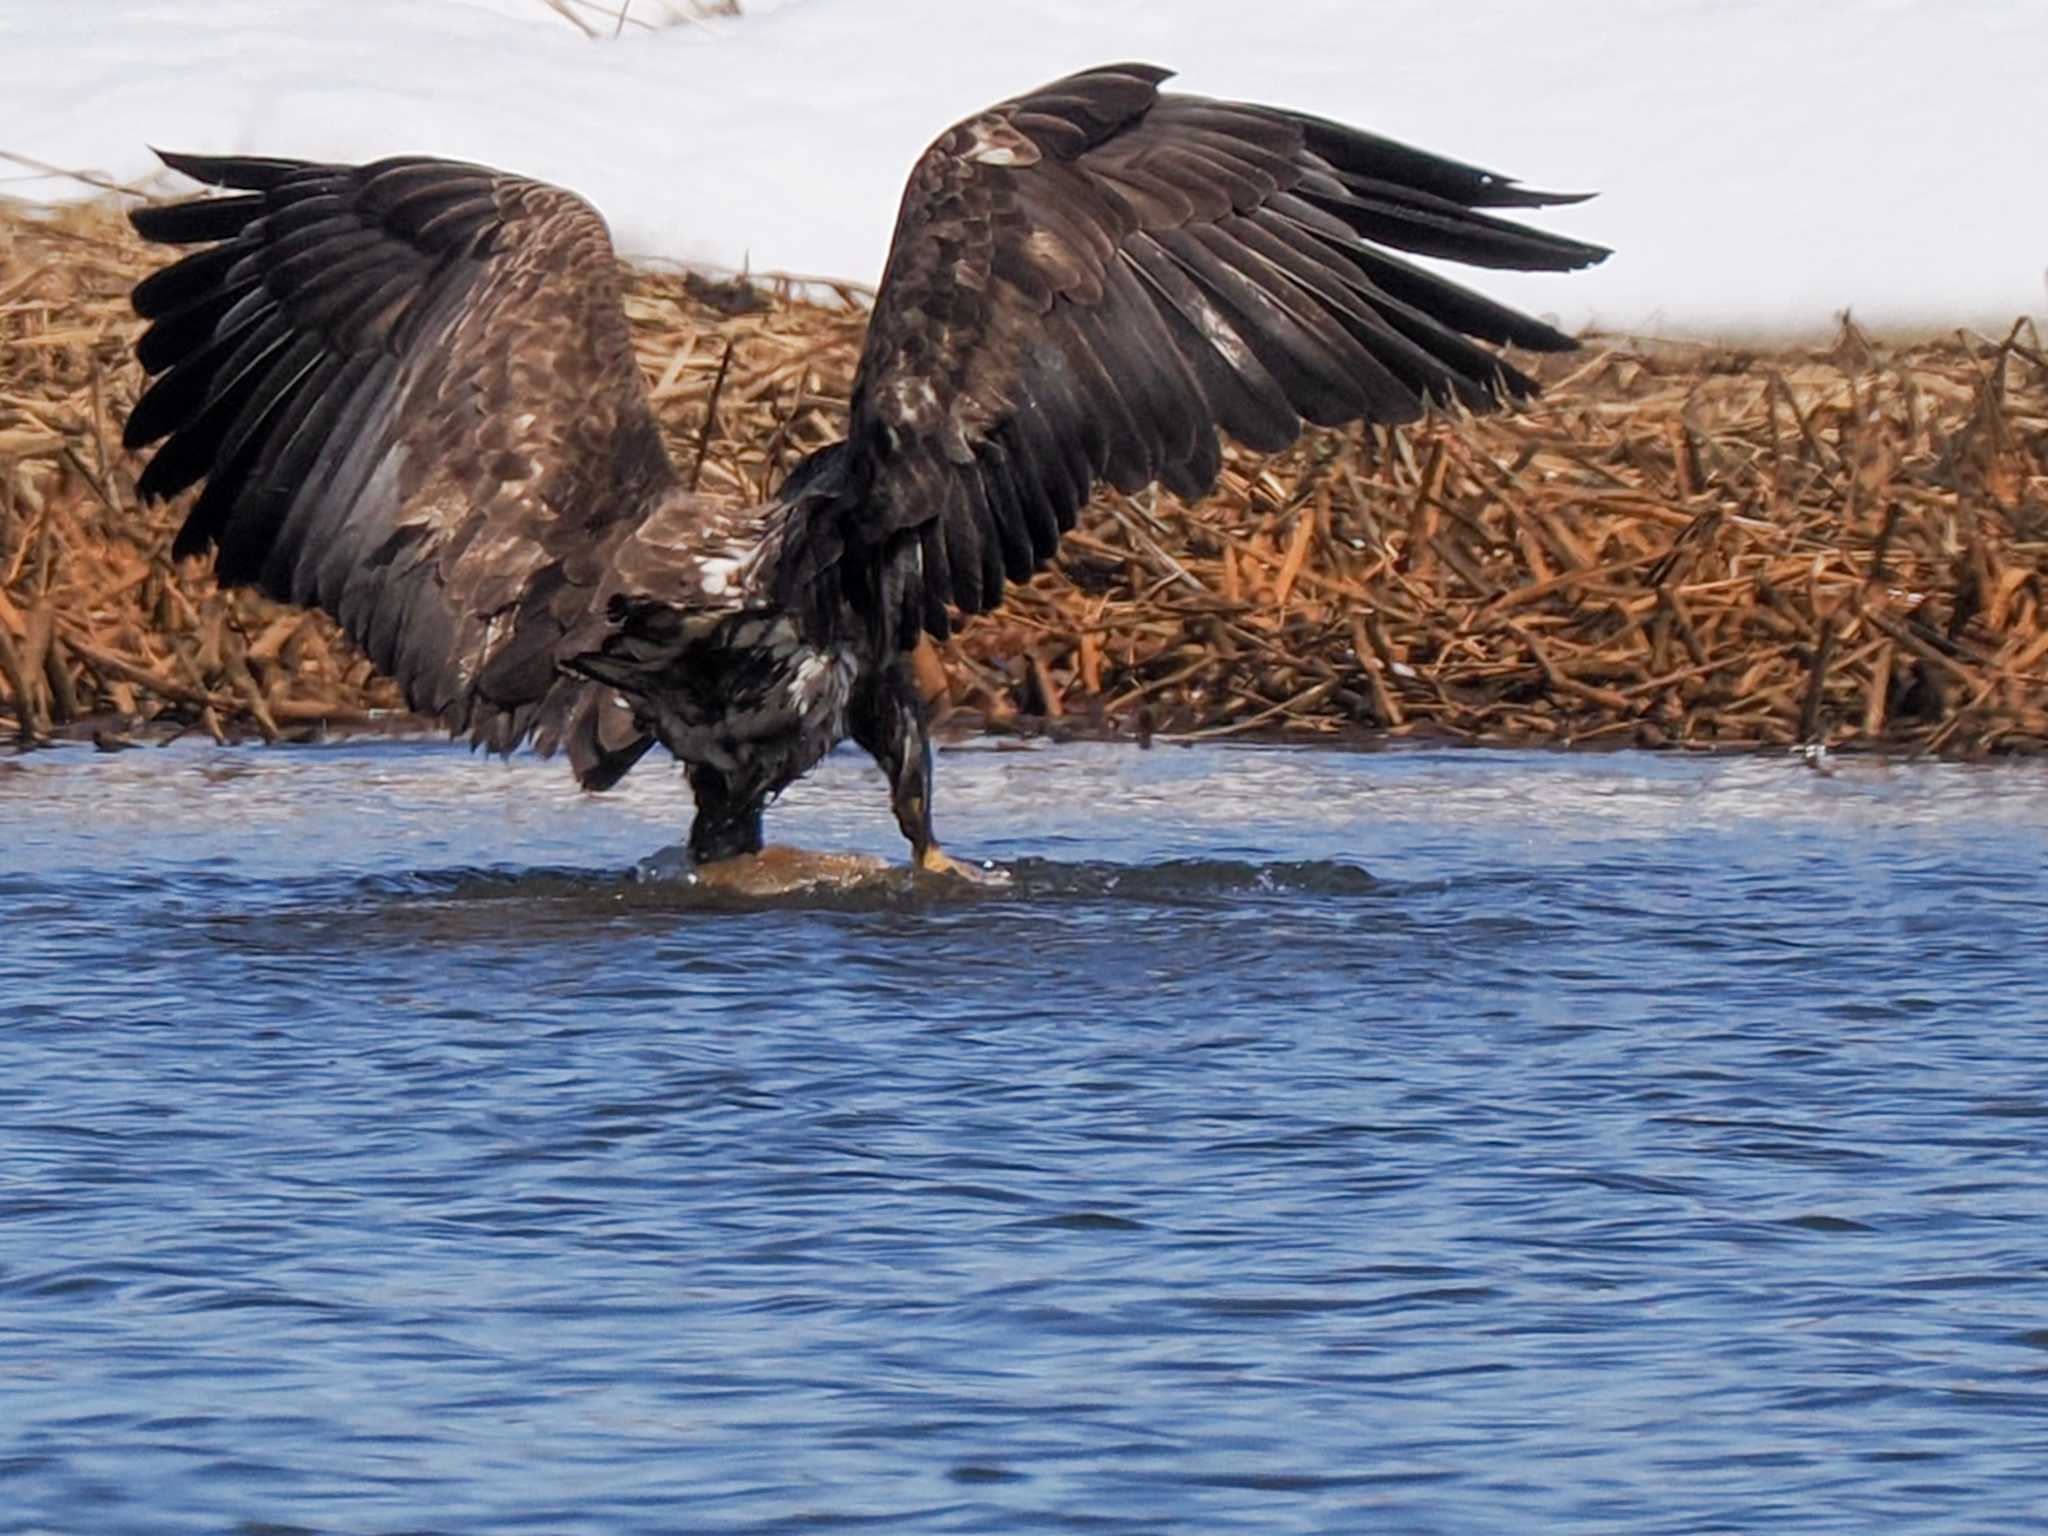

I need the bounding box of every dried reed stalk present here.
[2,201,2043,757]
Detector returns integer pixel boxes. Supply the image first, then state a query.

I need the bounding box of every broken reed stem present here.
[686,334,735,493]
[1,199,2044,758]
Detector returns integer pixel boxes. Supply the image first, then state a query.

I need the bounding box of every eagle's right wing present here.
[126,153,682,765]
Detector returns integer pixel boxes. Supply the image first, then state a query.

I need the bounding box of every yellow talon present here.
[916,845,1012,885]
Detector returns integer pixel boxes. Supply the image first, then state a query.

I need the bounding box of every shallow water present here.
[3,737,2047,1534]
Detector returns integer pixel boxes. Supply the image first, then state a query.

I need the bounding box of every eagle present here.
[124,63,1606,881]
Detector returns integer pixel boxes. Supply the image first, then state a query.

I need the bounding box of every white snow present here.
[2,0,2041,337]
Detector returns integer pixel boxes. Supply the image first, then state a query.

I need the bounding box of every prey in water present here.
[122,63,1606,885]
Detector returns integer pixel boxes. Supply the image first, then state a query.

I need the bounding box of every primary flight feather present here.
[124,63,1607,875]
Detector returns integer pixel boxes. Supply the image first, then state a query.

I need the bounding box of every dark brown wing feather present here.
[125,152,676,766]
[776,63,1609,648]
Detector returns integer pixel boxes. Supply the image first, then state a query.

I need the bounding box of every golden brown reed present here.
[2,199,2043,757]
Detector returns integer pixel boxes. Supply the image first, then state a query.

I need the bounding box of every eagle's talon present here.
[916,846,1012,886]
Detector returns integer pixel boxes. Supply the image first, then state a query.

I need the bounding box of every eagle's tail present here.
[564,687,655,793]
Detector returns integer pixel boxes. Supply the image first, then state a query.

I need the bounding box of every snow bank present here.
[2,0,2041,336]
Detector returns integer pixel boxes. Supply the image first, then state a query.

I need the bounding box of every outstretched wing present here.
[776,63,1608,647]
[124,152,676,764]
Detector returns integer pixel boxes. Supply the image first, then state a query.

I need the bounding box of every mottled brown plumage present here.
[779,64,1605,656]
[126,155,683,783]
[124,64,1607,872]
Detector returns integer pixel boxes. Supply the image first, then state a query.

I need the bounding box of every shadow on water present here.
[199,853,1387,947]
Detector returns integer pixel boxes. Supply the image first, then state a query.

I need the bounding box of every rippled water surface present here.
[4,738,2047,1533]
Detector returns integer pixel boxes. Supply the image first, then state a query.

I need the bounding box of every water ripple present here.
[1,740,2046,1533]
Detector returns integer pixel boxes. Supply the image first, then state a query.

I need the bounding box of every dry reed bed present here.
[3,201,2044,756]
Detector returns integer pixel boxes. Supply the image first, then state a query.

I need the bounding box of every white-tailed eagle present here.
[124,64,1607,877]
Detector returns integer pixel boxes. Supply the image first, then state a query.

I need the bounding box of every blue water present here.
[3,738,2046,1533]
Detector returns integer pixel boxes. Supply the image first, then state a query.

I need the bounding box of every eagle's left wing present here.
[772,63,1609,650]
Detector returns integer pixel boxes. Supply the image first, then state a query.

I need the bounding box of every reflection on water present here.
[2,738,2047,1533]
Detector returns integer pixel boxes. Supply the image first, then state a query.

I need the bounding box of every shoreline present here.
[3,202,2043,761]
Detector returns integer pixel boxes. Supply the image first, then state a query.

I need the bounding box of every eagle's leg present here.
[685,763,768,865]
[849,655,943,870]
[849,658,1007,884]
